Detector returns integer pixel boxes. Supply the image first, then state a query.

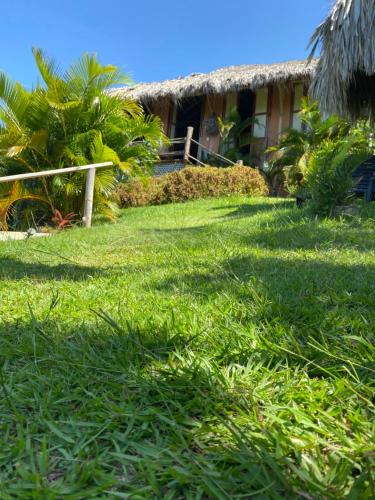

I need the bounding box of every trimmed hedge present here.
[118,166,269,207]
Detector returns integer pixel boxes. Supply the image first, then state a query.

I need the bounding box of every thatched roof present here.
[310,0,375,120]
[110,60,317,103]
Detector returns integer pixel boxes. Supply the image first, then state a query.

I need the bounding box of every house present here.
[310,0,375,122]
[111,59,317,165]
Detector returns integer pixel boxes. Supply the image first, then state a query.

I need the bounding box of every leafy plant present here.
[217,108,255,164]
[268,98,350,194]
[0,48,167,229]
[51,209,78,229]
[268,98,375,211]
[302,132,369,216]
[0,181,49,230]
[257,160,285,196]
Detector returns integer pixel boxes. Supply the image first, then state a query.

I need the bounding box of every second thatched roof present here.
[310,0,375,120]
[110,59,317,103]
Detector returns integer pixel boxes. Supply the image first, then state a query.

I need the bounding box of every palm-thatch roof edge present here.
[310,0,375,119]
[110,59,318,103]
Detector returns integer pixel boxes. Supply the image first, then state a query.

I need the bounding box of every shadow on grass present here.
[241,220,375,252]
[211,202,375,252]
[140,202,375,254]
[155,252,375,361]
[0,257,103,281]
[0,317,371,497]
[211,200,294,219]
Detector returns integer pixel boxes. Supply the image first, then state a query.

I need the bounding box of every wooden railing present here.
[159,138,186,162]
[129,138,186,163]
[131,127,240,167]
[156,127,243,167]
[185,127,243,167]
[0,162,113,229]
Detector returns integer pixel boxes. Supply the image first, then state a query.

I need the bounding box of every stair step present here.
[152,162,185,177]
[352,156,375,201]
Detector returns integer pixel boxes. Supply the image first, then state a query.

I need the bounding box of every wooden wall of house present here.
[251,85,296,163]
[198,94,225,155]
[149,98,171,134]
[268,86,281,146]
[145,82,302,163]
[251,85,293,160]
[196,86,296,161]
[280,87,293,132]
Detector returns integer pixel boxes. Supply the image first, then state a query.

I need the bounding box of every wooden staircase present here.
[352,155,375,202]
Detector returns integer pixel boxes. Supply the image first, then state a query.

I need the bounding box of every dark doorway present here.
[348,72,375,121]
[173,96,203,159]
[238,89,254,122]
[237,89,255,158]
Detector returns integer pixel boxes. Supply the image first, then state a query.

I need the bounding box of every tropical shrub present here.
[118,166,268,207]
[268,98,351,195]
[269,98,375,215]
[302,135,369,216]
[0,49,166,229]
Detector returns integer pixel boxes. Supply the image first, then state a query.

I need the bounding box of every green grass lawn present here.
[0,196,374,498]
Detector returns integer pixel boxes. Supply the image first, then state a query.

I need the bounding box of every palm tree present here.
[0,49,166,229]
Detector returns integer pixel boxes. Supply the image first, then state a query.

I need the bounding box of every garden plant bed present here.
[0,196,374,498]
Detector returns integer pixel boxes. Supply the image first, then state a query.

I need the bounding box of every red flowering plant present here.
[51,209,79,229]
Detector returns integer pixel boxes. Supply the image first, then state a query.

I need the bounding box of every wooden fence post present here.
[184,127,194,163]
[83,167,96,228]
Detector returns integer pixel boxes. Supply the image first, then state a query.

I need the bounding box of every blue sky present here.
[1,0,331,88]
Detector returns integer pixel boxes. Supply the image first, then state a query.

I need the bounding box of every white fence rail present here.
[0,162,114,228]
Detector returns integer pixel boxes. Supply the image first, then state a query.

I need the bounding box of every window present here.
[253,88,269,138]
[291,84,304,130]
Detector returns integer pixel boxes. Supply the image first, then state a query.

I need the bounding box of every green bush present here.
[0,49,166,229]
[268,99,351,196]
[118,166,269,207]
[268,99,375,203]
[302,132,370,216]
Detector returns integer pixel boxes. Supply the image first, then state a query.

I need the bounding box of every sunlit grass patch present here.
[0,196,374,498]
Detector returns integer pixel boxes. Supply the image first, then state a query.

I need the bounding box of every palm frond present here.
[32,48,62,86]
[66,53,132,102]
[0,73,30,128]
[0,181,50,230]
[309,0,375,120]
